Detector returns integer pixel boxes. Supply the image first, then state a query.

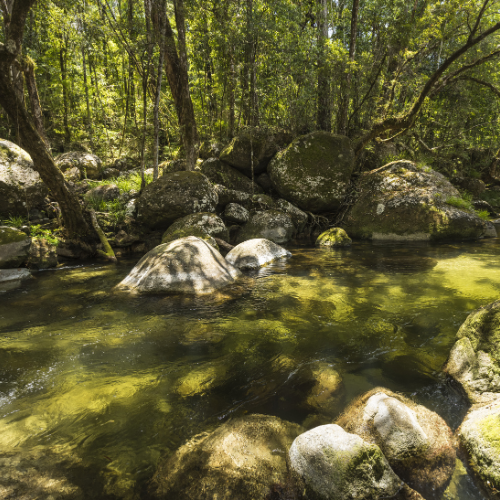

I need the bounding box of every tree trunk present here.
[82,46,93,148]
[316,0,331,131]
[59,34,71,146]
[153,48,164,180]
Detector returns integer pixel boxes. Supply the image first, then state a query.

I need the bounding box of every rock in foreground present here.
[445,299,500,404]
[116,236,240,295]
[152,414,303,500]
[226,238,291,269]
[288,424,402,500]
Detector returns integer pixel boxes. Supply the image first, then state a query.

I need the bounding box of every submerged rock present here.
[55,151,102,179]
[288,424,402,500]
[137,171,218,229]
[226,238,291,270]
[305,362,343,414]
[164,212,229,242]
[200,158,262,194]
[316,227,352,247]
[346,161,490,241]
[0,139,49,217]
[152,414,303,500]
[445,299,500,404]
[0,226,31,268]
[116,236,240,295]
[268,131,355,213]
[335,387,456,498]
[236,210,295,245]
[458,400,500,497]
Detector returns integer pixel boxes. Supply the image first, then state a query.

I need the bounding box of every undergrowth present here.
[1,215,26,228]
[30,225,60,246]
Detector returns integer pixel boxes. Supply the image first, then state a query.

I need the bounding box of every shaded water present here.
[1,240,499,499]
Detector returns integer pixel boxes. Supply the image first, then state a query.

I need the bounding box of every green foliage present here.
[1,215,27,228]
[476,210,490,221]
[445,196,474,211]
[30,225,59,246]
[86,195,107,212]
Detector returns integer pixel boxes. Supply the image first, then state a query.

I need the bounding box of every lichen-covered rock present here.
[458,400,500,498]
[200,158,262,194]
[152,414,303,500]
[336,388,456,498]
[345,161,490,242]
[256,172,273,192]
[0,226,31,269]
[226,238,291,270]
[214,184,252,209]
[199,140,225,160]
[275,199,308,233]
[63,166,81,182]
[85,183,120,203]
[116,236,240,295]
[445,300,500,405]
[220,127,292,177]
[161,227,219,250]
[137,171,218,229]
[0,139,49,217]
[224,203,249,224]
[288,424,402,500]
[236,210,295,245]
[164,212,229,241]
[305,362,343,414]
[316,227,352,247]
[28,239,58,269]
[268,131,355,213]
[253,193,276,211]
[55,151,102,179]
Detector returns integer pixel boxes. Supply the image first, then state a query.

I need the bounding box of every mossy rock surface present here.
[220,127,292,177]
[316,228,352,247]
[200,158,262,194]
[153,414,303,500]
[199,140,225,160]
[459,401,500,498]
[268,131,354,213]
[236,210,295,245]
[161,227,218,250]
[55,151,102,179]
[137,171,218,229]
[0,139,48,217]
[164,212,229,242]
[445,299,500,404]
[335,387,456,498]
[0,226,31,269]
[345,161,488,242]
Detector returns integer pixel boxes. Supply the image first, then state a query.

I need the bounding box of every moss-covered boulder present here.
[268,131,355,213]
[116,236,240,295]
[236,210,295,245]
[458,401,500,498]
[316,227,352,247]
[335,388,456,498]
[137,171,218,229]
[275,199,308,233]
[214,184,252,209]
[161,227,218,250]
[152,414,303,500]
[444,300,500,405]
[200,158,262,194]
[288,424,402,500]
[55,151,102,179]
[226,238,291,270]
[219,127,292,177]
[199,140,225,160]
[164,212,229,242]
[85,184,120,203]
[0,226,31,269]
[0,139,49,217]
[28,239,58,269]
[224,203,249,224]
[345,161,490,242]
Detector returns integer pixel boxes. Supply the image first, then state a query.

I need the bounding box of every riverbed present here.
[1,240,498,499]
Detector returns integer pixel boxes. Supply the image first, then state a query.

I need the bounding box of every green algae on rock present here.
[445,299,500,404]
[268,131,355,213]
[345,161,490,242]
[316,227,352,247]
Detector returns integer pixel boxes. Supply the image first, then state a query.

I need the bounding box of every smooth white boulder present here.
[225,238,291,270]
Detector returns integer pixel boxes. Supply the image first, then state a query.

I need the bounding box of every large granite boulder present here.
[288,424,402,500]
[215,185,252,209]
[164,212,229,242]
[458,400,500,498]
[0,226,31,269]
[115,236,240,295]
[345,161,491,242]
[275,199,308,233]
[0,139,48,217]
[445,299,500,405]
[220,127,292,177]
[226,238,291,270]
[336,388,456,498]
[236,210,295,245]
[200,158,262,194]
[137,171,218,229]
[152,414,303,500]
[268,131,355,213]
[55,151,102,179]
[224,203,250,224]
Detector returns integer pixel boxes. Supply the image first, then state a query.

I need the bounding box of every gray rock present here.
[63,166,81,182]
[165,212,229,241]
[153,414,303,500]
[226,238,291,270]
[125,198,137,218]
[224,203,249,224]
[236,210,295,245]
[55,151,102,179]
[137,171,218,229]
[482,221,497,238]
[85,183,120,203]
[268,131,355,213]
[199,140,225,159]
[102,167,120,180]
[214,184,252,209]
[0,226,31,269]
[275,199,308,233]
[252,193,276,210]
[0,268,31,282]
[28,239,58,269]
[114,157,137,171]
[116,236,240,295]
[161,227,219,250]
[0,139,49,217]
[200,158,262,194]
[288,424,402,500]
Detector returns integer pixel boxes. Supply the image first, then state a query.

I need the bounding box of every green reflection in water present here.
[1,241,500,498]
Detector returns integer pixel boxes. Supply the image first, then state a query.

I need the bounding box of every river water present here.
[1,240,499,499]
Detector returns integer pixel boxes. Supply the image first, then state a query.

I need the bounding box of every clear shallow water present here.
[1,240,499,499]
